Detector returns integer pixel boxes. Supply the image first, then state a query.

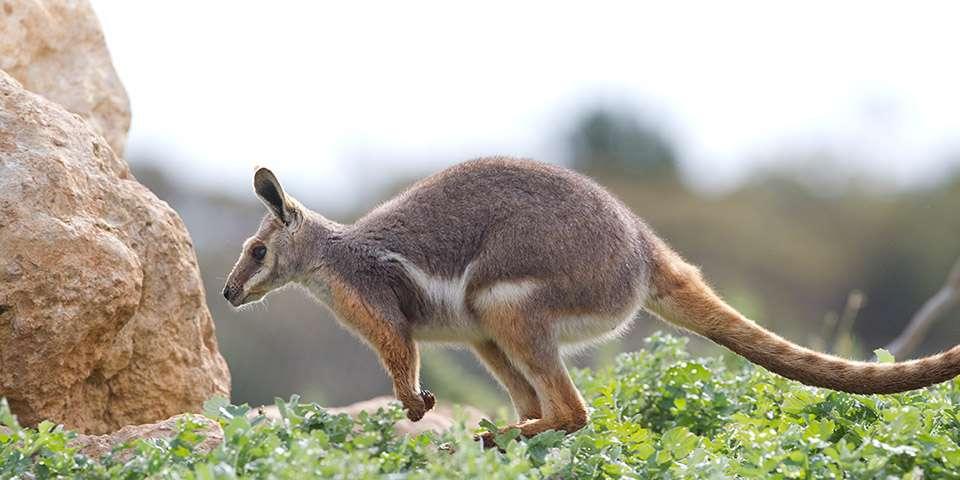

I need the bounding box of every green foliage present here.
[4,332,960,478]
[874,348,896,364]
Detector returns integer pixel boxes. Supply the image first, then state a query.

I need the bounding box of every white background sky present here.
[91,0,960,207]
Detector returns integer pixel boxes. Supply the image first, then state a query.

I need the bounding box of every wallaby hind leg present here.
[478,311,588,447]
[472,340,542,420]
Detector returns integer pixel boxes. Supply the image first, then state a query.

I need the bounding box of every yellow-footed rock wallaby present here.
[224,157,960,446]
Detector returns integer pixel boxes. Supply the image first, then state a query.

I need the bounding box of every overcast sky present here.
[91,0,960,207]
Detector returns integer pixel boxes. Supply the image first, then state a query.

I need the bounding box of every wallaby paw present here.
[401,390,436,422]
[402,396,427,422]
[405,404,425,422]
[420,389,436,412]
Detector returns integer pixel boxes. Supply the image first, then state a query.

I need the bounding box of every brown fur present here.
[325,270,435,420]
[471,340,542,420]
[224,157,960,445]
[646,237,960,394]
[475,305,588,441]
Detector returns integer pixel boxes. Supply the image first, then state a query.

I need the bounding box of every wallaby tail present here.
[645,242,960,394]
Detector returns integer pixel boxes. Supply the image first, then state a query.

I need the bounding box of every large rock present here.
[0,72,230,434]
[0,0,131,155]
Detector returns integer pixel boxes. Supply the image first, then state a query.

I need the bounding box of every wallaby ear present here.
[253,167,292,224]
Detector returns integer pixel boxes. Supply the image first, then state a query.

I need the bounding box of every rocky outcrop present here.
[71,414,223,459]
[0,71,230,434]
[0,0,131,155]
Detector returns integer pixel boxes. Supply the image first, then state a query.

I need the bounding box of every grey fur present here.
[223,157,656,433]
[225,158,654,330]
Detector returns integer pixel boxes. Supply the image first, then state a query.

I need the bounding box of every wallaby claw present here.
[420,389,436,411]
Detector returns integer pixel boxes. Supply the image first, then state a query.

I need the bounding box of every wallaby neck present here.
[293,211,347,281]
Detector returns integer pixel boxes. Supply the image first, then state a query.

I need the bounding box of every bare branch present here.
[885,256,960,359]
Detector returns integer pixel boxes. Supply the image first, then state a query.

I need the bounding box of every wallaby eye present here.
[251,245,267,261]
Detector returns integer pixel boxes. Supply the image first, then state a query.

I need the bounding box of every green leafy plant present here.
[3,332,960,478]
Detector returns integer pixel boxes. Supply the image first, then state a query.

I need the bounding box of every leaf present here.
[874,348,895,363]
[494,427,521,450]
[202,395,230,419]
[0,398,20,430]
[37,420,55,434]
[661,426,698,460]
[526,429,566,465]
[478,418,499,433]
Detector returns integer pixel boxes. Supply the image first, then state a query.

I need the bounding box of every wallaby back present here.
[344,157,650,326]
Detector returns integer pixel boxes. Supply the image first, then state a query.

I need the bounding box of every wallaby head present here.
[223,167,318,307]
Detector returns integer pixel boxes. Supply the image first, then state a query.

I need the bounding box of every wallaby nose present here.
[222,285,232,300]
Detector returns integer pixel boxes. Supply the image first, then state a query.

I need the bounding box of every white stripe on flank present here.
[381,251,643,348]
[383,253,472,318]
[471,280,539,311]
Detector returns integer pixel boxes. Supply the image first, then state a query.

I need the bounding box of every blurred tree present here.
[568,107,678,181]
